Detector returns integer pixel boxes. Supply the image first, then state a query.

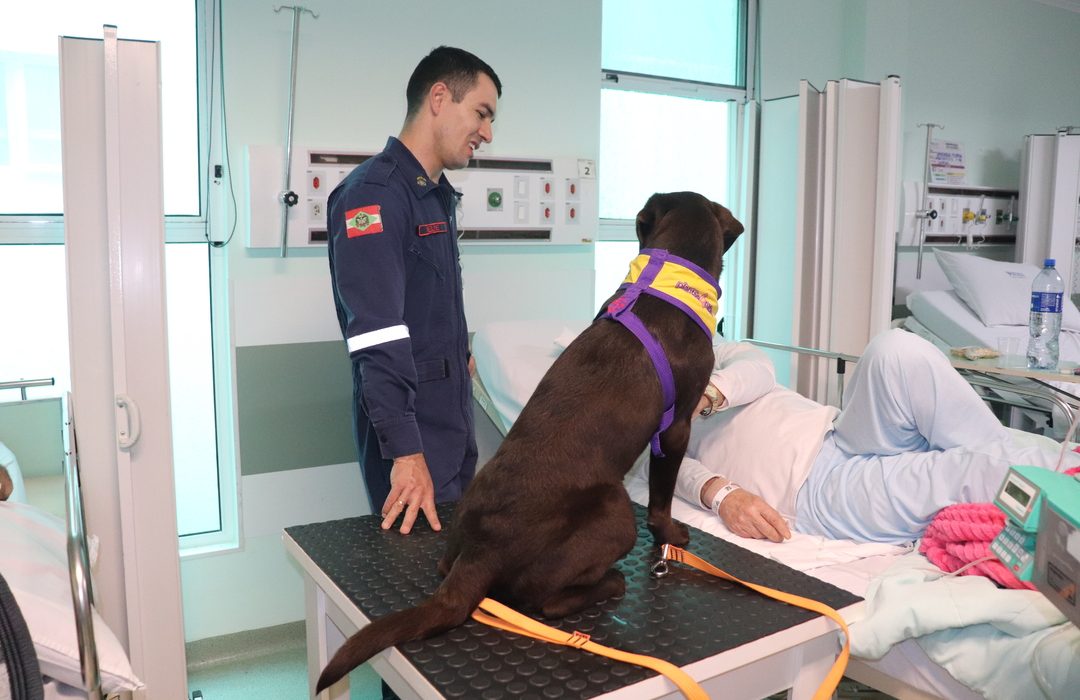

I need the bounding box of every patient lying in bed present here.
[673,329,1080,545]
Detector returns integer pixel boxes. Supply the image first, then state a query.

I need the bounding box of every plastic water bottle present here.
[1027,258,1064,370]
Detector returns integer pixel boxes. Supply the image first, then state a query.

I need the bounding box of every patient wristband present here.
[710,482,741,514]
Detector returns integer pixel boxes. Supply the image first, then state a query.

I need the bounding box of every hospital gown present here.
[678,329,1080,544]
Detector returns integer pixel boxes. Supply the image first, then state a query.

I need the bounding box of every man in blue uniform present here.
[328,46,501,536]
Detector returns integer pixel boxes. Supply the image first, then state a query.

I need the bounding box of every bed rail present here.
[61,394,102,700]
[745,337,1080,430]
[0,377,55,401]
[953,369,1079,429]
[744,340,859,408]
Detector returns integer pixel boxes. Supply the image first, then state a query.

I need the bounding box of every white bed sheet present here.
[0,501,140,696]
[907,289,1080,369]
[471,319,591,429]
[471,320,983,699]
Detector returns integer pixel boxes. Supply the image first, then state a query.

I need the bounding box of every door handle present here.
[115,394,141,449]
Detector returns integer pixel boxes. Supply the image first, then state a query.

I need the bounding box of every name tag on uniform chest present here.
[418,221,448,237]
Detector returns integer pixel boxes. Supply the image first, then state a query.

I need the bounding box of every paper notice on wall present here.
[929,140,966,185]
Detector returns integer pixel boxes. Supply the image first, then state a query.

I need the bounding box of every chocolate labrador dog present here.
[317,191,743,693]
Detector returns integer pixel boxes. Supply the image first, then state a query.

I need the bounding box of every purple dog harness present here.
[599,248,720,457]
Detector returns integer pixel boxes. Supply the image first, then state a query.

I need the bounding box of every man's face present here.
[434,73,498,171]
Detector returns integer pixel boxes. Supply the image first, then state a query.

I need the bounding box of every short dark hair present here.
[405,46,502,121]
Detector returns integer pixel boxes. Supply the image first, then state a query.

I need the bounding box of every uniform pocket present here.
[408,242,445,280]
[415,358,449,383]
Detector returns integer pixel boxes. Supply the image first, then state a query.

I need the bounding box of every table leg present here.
[787,633,841,700]
[306,576,350,699]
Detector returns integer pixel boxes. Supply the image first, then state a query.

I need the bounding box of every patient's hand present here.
[718,489,791,543]
[0,466,12,501]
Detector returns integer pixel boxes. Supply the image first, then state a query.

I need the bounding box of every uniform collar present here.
[384,137,453,200]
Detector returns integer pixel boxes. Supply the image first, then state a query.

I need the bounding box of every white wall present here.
[760,0,1080,188]
[181,0,601,641]
[224,0,602,330]
[754,0,1080,349]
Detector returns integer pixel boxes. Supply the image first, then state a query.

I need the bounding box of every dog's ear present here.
[713,203,745,253]
[635,194,662,247]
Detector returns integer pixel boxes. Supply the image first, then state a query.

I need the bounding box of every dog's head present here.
[634,192,744,280]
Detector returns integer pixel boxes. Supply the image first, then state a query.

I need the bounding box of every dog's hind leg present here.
[540,569,626,618]
[646,420,691,546]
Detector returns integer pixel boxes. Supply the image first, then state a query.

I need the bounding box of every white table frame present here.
[284,532,864,700]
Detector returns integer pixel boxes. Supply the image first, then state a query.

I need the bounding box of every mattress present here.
[470,320,983,699]
[471,319,590,430]
[907,289,1080,367]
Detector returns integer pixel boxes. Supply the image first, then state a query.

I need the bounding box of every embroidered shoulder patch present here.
[346,205,383,237]
[418,221,448,237]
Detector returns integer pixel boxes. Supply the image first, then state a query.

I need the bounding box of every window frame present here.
[0,0,241,555]
[597,0,758,338]
[597,0,754,240]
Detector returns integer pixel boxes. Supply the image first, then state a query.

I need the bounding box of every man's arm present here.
[683,342,789,542]
[699,476,790,542]
[707,341,776,411]
[329,183,440,533]
[675,456,790,542]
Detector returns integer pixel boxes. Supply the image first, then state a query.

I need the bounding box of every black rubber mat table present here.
[284,503,862,699]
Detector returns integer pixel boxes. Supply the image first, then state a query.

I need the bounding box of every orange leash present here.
[655,544,851,700]
[472,597,708,700]
[471,544,851,700]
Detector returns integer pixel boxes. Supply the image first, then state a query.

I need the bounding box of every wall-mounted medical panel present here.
[449,156,596,244]
[899,181,1020,247]
[245,145,364,249]
[246,146,597,249]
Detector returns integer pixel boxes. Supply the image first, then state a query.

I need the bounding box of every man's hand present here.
[469,355,476,378]
[381,453,441,534]
[701,477,790,543]
[693,383,725,420]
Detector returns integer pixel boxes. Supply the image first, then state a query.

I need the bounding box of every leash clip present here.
[650,543,672,579]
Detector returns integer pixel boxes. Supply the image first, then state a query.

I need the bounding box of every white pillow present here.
[0,441,27,504]
[934,250,1080,331]
[0,501,143,693]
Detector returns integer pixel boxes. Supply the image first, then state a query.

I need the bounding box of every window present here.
[601,0,742,85]
[598,0,750,335]
[0,242,222,539]
[0,2,231,549]
[1,2,198,215]
[599,90,732,220]
[0,246,69,398]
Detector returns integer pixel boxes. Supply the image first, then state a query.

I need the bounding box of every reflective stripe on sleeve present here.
[347,325,410,353]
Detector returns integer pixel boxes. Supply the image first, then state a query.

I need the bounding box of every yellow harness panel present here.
[622,254,718,333]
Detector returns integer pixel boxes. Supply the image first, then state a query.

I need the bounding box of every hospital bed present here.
[903,290,1080,432]
[0,388,141,700]
[899,250,1080,433]
[469,320,1078,699]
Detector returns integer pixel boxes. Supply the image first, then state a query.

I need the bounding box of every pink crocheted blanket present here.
[919,465,1080,590]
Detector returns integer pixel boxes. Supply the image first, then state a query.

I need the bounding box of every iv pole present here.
[274,5,318,258]
[914,123,943,279]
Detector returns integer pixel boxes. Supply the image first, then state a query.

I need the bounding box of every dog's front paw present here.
[647,517,689,547]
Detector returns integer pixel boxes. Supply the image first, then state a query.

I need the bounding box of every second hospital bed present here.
[0,391,142,700]
[469,319,1077,700]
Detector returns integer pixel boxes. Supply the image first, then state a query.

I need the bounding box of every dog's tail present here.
[314,554,493,694]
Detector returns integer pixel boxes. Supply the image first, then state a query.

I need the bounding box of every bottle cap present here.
[1045,258,1056,267]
